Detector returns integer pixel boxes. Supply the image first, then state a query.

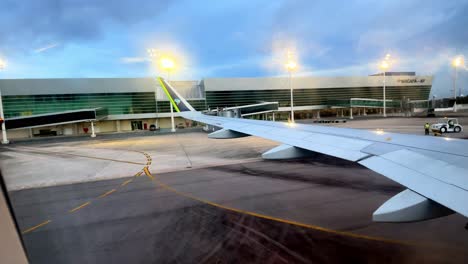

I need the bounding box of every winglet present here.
[157,77,196,112]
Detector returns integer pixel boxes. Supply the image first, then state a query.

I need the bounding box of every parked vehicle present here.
[431,118,463,133]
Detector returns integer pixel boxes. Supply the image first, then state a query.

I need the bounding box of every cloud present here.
[120,57,149,64]
[356,2,464,52]
[1,0,468,98]
[34,43,59,53]
[0,0,176,54]
[302,63,373,77]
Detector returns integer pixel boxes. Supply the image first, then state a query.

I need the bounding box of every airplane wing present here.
[159,77,468,223]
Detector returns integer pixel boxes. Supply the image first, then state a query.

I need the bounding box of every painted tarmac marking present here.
[121,179,133,187]
[22,149,150,236]
[22,220,51,234]
[142,155,413,246]
[69,201,91,213]
[98,189,116,198]
[143,167,154,180]
[13,147,147,165]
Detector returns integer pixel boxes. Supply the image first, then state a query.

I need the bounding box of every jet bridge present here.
[221,102,279,118]
[203,102,279,134]
[4,108,107,130]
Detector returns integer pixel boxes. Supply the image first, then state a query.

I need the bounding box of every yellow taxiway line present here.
[98,189,116,198]
[12,147,146,165]
[120,179,133,187]
[69,201,91,213]
[22,220,52,234]
[143,166,154,180]
[142,157,414,246]
[21,150,151,235]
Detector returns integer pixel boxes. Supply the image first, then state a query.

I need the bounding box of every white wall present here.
[204,75,434,91]
[7,129,30,139]
[5,116,197,140]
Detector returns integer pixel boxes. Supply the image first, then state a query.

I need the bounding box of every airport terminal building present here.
[0,73,433,139]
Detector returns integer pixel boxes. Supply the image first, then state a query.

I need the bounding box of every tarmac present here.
[2,116,468,263]
[310,114,468,139]
[0,131,275,190]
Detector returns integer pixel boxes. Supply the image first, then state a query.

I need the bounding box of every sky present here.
[0,0,468,97]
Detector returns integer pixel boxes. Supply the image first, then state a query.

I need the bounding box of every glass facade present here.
[156,99,206,113]
[3,92,207,118]
[329,99,403,108]
[206,86,432,108]
[3,84,431,118]
[3,93,156,118]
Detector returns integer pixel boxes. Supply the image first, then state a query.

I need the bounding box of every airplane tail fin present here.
[157,77,196,112]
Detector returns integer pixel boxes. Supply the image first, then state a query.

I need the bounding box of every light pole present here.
[161,57,176,133]
[0,58,9,144]
[147,50,177,133]
[285,51,297,123]
[452,56,464,98]
[379,54,391,118]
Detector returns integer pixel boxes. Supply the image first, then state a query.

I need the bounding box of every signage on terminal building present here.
[397,78,426,84]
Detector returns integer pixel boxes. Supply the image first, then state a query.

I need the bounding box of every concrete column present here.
[336,110,339,117]
[90,122,96,138]
[349,108,354,119]
[170,103,176,133]
[357,109,361,116]
[116,120,121,132]
[1,124,8,144]
[363,108,367,116]
[29,128,33,138]
[272,112,275,122]
[341,109,344,117]
[0,88,9,144]
[316,110,320,119]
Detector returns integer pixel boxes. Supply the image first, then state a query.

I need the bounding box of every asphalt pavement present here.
[9,155,468,263]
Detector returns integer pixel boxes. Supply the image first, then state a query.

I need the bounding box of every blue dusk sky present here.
[0,0,467,97]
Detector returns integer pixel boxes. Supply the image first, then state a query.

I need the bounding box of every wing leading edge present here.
[159,77,468,222]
